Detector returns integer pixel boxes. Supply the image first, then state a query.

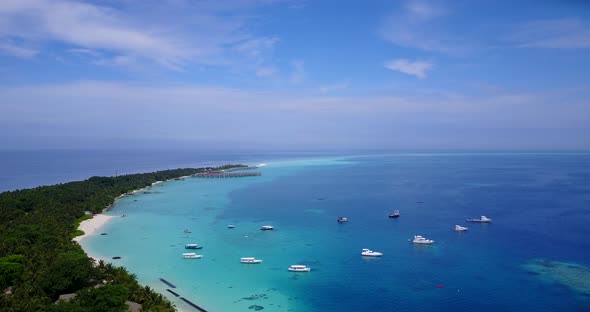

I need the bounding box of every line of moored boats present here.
[179,214,492,271]
[180,225,311,271]
[337,212,493,253]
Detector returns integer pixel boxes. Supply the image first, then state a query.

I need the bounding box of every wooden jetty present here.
[159,278,176,288]
[224,166,260,172]
[180,297,208,312]
[166,289,180,297]
[193,171,261,178]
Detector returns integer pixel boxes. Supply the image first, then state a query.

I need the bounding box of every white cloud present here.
[0,81,588,149]
[256,66,277,77]
[404,0,446,19]
[290,60,305,83]
[380,0,471,55]
[0,41,37,58]
[0,0,281,70]
[234,37,279,58]
[509,18,590,49]
[384,59,432,78]
[318,82,349,93]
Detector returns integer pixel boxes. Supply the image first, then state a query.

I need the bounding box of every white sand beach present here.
[73,214,116,243]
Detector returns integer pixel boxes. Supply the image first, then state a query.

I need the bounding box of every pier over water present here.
[192,171,262,178]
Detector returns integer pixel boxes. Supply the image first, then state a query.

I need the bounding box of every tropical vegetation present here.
[0,165,245,311]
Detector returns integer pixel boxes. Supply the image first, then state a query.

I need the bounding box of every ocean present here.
[2,150,590,311]
[78,153,590,312]
[0,149,330,192]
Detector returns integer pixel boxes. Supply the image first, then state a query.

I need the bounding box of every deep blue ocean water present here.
[0,149,331,191]
[3,150,590,311]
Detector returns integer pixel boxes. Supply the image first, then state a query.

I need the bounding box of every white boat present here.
[337,217,348,223]
[454,225,468,231]
[410,235,434,244]
[288,265,311,272]
[361,248,383,257]
[260,225,274,231]
[466,216,492,223]
[227,224,235,229]
[240,257,263,264]
[388,210,400,218]
[185,244,203,249]
[182,253,203,259]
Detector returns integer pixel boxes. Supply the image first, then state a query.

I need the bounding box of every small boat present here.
[337,217,348,223]
[454,225,468,231]
[361,248,383,257]
[182,253,203,259]
[183,229,192,233]
[388,210,400,218]
[288,265,311,272]
[185,244,203,249]
[260,225,274,231]
[240,257,263,264]
[227,225,235,229]
[466,216,492,223]
[410,235,434,244]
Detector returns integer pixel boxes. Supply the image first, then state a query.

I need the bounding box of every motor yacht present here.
[466,216,492,223]
[361,248,383,257]
[240,257,263,264]
[185,244,203,249]
[337,217,348,223]
[388,210,400,218]
[288,265,311,272]
[454,225,468,231]
[260,225,274,231]
[410,235,434,244]
[182,253,203,259]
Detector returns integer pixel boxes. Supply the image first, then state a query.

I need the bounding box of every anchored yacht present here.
[182,253,203,259]
[466,216,492,223]
[454,225,468,231]
[410,235,434,244]
[240,257,263,264]
[288,265,311,272]
[388,210,400,218]
[361,248,383,257]
[260,225,274,231]
[185,244,203,249]
[337,217,348,223]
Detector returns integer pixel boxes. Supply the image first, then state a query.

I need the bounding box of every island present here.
[0,164,248,311]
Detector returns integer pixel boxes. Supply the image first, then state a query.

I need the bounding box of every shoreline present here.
[74,165,262,311]
[73,214,117,243]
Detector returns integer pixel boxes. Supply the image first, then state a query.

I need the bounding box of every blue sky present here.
[0,0,589,150]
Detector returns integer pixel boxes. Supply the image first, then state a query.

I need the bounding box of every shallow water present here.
[83,153,590,311]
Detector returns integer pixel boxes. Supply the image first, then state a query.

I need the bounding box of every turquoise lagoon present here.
[82,154,590,312]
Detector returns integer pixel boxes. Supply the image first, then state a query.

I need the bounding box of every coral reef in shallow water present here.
[524,259,590,297]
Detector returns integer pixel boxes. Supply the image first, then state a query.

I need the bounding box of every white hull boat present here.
[288,265,311,272]
[466,216,492,223]
[240,257,263,264]
[410,235,434,244]
[182,253,203,259]
[454,225,468,231]
[361,248,383,257]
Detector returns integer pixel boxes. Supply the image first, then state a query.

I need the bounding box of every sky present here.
[0,0,589,150]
